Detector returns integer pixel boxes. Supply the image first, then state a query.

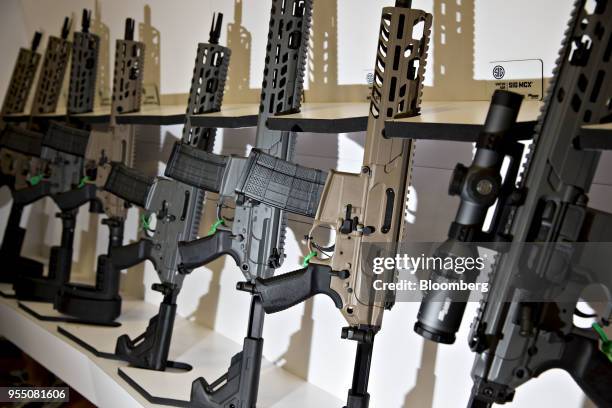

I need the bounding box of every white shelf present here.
[0,284,341,407]
[385,100,543,141]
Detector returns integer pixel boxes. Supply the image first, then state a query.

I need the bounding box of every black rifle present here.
[56,14,229,333]
[12,10,101,302]
[52,17,145,323]
[0,17,72,285]
[174,1,315,406]
[414,1,612,407]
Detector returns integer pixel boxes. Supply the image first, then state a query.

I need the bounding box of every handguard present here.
[31,17,72,115]
[67,9,99,114]
[1,31,42,115]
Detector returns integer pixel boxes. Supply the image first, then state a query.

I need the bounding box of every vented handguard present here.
[0,125,43,157]
[31,35,72,115]
[104,163,153,208]
[182,40,230,150]
[42,122,90,157]
[1,42,41,115]
[236,149,327,218]
[111,38,144,116]
[164,142,227,193]
[68,30,100,114]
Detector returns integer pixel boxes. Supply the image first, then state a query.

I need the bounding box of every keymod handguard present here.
[235,149,327,218]
[31,18,72,115]
[112,19,144,116]
[182,33,230,150]
[1,32,42,115]
[104,163,154,208]
[68,10,99,114]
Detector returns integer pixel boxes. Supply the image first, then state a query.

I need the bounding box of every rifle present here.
[172,1,315,406]
[0,17,72,283]
[53,17,145,324]
[182,1,431,406]
[12,10,101,302]
[60,13,230,364]
[413,1,612,407]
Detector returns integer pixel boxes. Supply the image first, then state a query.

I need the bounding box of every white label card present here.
[486,59,544,101]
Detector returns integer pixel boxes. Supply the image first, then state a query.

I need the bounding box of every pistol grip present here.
[12,182,50,205]
[248,263,342,313]
[562,331,612,408]
[178,229,240,270]
[52,184,98,211]
[110,239,154,270]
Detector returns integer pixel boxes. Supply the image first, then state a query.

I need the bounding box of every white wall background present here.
[1,1,610,407]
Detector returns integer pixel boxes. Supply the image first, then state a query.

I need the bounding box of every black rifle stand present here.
[343,326,377,408]
[54,217,125,324]
[190,294,265,407]
[0,203,43,285]
[115,283,191,371]
[14,208,78,301]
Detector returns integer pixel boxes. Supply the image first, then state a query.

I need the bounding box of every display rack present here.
[576,123,612,150]
[384,100,542,141]
[0,284,341,407]
[73,107,112,124]
[267,100,542,136]
[3,100,545,134]
[190,103,259,128]
[115,104,186,126]
[267,102,369,133]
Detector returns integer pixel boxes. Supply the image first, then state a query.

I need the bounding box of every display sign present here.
[486,59,543,100]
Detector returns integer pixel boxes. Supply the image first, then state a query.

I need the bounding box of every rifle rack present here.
[266,102,369,133]
[384,99,542,141]
[575,123,612,151]
[0,290,341,407]
[1,100,542,134]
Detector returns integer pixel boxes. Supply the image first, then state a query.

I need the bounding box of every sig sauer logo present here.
[492,65,505,79]
[508,81,534,88]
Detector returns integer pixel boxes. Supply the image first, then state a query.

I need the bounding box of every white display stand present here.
[0,286,341,407]
[0,282,15,297]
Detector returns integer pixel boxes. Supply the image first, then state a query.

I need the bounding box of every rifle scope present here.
[414,90,524,344]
